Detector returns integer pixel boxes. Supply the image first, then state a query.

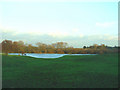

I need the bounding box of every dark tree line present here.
[0,40,119,55]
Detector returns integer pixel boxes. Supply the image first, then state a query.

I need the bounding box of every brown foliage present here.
[1,40,118,54]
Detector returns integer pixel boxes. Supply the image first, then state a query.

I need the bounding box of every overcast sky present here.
[0,0,118,48]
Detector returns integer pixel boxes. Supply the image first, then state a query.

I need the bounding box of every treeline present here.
[0,40,119,55]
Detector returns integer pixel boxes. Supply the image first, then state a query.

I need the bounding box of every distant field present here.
[2,53,118,88]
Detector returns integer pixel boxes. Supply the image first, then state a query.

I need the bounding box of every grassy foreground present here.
[2,54,118,88]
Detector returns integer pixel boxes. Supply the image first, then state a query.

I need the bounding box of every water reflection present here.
[8,53,97,58]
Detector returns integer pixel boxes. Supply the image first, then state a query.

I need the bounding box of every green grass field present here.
[2,53,118,88]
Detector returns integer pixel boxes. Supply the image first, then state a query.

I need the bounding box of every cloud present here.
[72,28,79,33]
[0,27,118,48]
[0,24,118,47]
[48,31,69,38]
[103,34,118,40]
[96,22,116,28]
[79,34,84,38]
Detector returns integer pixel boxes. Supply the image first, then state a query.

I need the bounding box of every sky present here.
[0,0,119,48]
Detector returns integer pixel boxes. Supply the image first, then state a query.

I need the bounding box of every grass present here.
[2,53,118,88]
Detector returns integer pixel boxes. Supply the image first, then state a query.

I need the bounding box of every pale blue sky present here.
[0,1,118,47]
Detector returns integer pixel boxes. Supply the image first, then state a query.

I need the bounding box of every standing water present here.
[8,53,97,58]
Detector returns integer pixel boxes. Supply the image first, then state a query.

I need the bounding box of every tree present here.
[83,46,87,49]
[0,43,2,53]
[36,42,47,53]
[99,44,107,53]
[27,44,34,53]
[46,45,55,53]
[93,44,98,49]
[17,41,25,55]
[1,40,118,54]
[52,42,68,49]
[56,49,65,54]
[12,41,19,53]
[2,40,13,55]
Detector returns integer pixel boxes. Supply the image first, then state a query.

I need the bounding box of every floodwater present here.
[8,53,97,58]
